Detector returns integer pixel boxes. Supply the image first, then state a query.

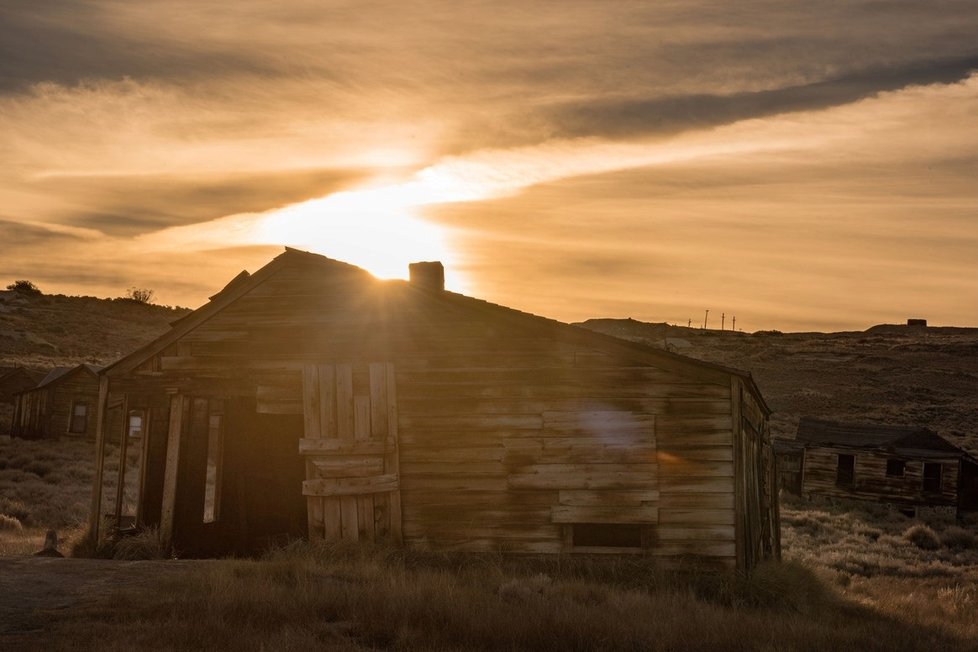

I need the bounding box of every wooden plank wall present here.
[733,380,778,569]
[117,262,743,564]
[802,445,960,506]
[11,389,45,438]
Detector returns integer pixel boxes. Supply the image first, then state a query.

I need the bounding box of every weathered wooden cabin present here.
[795,417,978,518]
[90,249,779,571]
[11,364,102,439]
[0,366,45,405]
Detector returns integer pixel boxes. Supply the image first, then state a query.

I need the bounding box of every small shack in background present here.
[90,249,779,571]
[794,417,978,518]
[772,438,805,495]
[0,367,45,404]
[11,364,102,439]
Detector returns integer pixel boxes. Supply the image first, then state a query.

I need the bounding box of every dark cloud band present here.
[549,56,978,139]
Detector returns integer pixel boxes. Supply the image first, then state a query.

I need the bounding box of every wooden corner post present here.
[88,375,111,542]
[160,394,188,551]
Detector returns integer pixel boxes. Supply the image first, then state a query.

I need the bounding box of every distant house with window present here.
[794,417,978,518]
[10,364,102,439]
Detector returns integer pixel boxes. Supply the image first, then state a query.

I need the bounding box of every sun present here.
[252,183,464,289]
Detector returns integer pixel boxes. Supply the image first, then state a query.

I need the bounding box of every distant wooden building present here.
[772,438,805,495]
[795,417,978,518]
[90,249,779,571]
[0,366,44,405]
[11,364,102,439]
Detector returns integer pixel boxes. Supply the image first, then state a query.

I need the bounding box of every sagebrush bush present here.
[903,524,941,550]
[941,526,976,550]
[0,513,23,531]
[0,496,31,522]
[737,560,832,613]
[24,460,54,477]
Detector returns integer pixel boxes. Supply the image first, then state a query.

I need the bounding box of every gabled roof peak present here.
[796,417,962,455]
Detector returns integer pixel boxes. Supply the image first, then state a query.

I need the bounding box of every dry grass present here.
[0,434,143,554]
[781,495,978,579]
[37,541,977,652]
[0,435,99,556]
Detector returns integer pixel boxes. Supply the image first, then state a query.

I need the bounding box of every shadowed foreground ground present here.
[0,558,206,647]
[1,546,976,652]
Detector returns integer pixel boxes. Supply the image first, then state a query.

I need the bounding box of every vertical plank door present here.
[300,363,402,544]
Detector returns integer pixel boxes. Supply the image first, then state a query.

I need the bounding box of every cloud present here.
[43,168,369,235]
[548,56,978,139]
[0,2,280,92]
[0,218,84,247]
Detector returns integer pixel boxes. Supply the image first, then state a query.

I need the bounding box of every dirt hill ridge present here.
[0,289,189,370]
[577,318,978,454]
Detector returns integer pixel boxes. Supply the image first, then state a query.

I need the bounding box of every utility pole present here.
[687,319,691,328]
[721,313,725,331]
[703,309,709,330]
[732,316,736,331]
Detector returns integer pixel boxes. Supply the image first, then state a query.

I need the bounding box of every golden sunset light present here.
[5,4,978,643]
[1,2,976,330]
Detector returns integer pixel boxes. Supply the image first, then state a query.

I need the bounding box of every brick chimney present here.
[409,261,445,291]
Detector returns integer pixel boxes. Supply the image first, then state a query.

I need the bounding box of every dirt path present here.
[0,557,205,648]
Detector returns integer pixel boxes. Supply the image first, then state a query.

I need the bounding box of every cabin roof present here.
[103,248,770,412]
[0,366,45,384]
[796,417,965,457]
[31,363,102,390]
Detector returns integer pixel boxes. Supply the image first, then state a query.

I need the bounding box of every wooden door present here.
[300,363,402,543]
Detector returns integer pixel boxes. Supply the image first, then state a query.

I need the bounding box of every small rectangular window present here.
[203,414,224,523]
[128,413,143,438]
[572,524,643,548]
[886,459,905,477]
[68,402,88,434]
[922,463,942,493]
[836,454,855,487]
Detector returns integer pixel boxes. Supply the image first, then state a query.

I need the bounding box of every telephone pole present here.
[721,313,725,331]
[703,309,709,330]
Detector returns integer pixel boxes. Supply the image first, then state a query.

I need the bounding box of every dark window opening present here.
[836,454,855,487]
[886,459,905,477]
[68,402,88,434]
[923,463,942,493]
[572,524,643,548]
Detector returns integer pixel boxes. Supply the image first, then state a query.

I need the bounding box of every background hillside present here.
[578,319,978,455]
[0,289,189,370]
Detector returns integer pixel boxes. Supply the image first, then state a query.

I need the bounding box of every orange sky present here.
[1,2,976,331]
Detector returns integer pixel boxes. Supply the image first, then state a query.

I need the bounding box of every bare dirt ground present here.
[0,557,204,648]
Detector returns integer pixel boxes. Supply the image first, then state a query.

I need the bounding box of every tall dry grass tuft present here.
[903,524,941,550]
[112,527,171,560]
[734,560,833,613]
[940,526,976,550]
